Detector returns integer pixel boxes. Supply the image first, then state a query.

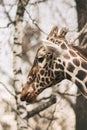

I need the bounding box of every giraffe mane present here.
[72,46,87,61]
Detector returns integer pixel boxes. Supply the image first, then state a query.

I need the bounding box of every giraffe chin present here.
[20,92,37,103]
[25,92,37,103]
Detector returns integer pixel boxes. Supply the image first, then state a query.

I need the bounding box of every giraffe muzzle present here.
[20,83,37,103]
[20,92,29,101]
[20,91,37,103]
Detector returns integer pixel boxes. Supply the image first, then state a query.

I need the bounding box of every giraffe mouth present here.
[20,92,30,102]
[26,92,37,103]
[20,91,37,103]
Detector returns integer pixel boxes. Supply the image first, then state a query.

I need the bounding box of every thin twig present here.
[29,0,48,6]
[71,23,87,44]
[0,1,16,29]
[1,0,13,22]
[80,32,87,46]
[38,113,57,120]
[24,8,47,35]
[57,91,81,97]
[0,81,16,98]
[0,21,15,29]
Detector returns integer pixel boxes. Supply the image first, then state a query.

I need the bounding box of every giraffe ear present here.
[47,26,58,40]
[42,39,61,55]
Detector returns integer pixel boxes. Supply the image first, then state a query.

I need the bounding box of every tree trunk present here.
[75,0,87,130]
[76,0,87,46]
[13,0,29,130]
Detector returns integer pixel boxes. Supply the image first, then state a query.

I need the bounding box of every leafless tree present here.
[0,0,87,130]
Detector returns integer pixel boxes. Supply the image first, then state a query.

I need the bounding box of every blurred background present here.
[0,0,87,130]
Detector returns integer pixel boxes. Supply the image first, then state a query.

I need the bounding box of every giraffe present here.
[20,26,87,103]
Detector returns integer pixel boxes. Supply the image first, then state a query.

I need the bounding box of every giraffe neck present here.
[46,37,87,93]
[60,46,87,98]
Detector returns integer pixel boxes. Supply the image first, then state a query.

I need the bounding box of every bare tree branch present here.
[25,95,56,119]
[0,81,16,98]
[0,21,15,29]
[71,22,87,44]
[0,0,16,29]
[38,113,57,120]
[80,33,87,47]
[57,91,81,97]
[29,0,48,6]
[24,8,47,35]
[1,0,13,22]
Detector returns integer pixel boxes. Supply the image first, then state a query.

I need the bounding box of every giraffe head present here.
[20,26,68,103]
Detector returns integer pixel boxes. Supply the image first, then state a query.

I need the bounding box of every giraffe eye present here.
[38,56,44,63]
